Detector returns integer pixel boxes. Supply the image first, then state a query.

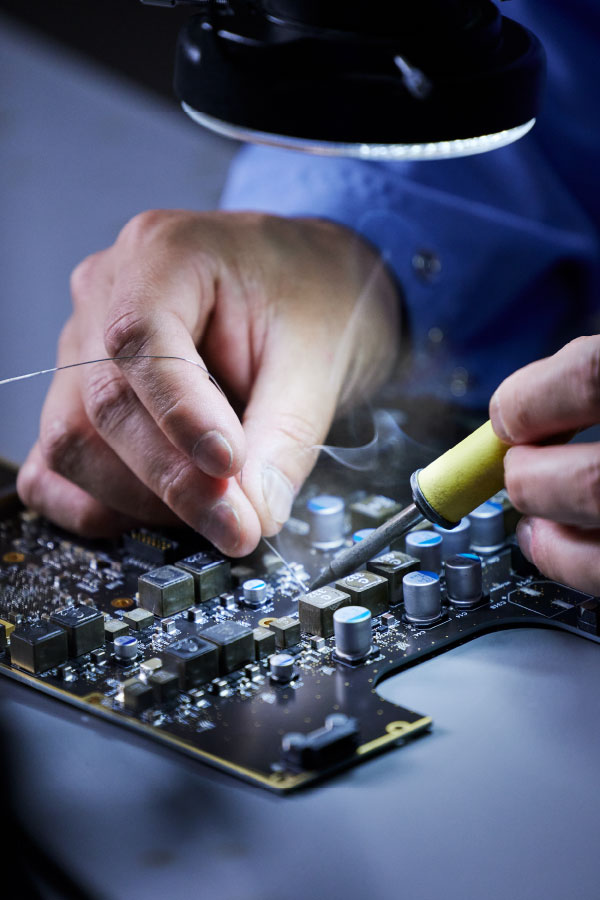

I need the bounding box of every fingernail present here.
[516,517,533,562]
[193,430,233,476]
[262,465,294,525]
[489,391,511,444]
[205,500,240,552]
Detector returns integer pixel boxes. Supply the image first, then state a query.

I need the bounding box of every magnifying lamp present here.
[142,0,545,160]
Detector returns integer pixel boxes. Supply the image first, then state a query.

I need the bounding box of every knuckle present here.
[580,458,600,519]
[117,209,171,247]
[85,369,134,435]
[274,411,321,452]
[156,458,197,512]
[573,341,600,416]
[104,308,152,359]
[39,419,86,476]
[70,253,102,305]
[16,464,37,509]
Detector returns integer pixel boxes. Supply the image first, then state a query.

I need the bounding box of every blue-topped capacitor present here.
[269,652,295,683]
[333,605,372,661]
[242,578,268,607]
[113,634,138,662]
[402,571,442,625]
[353,528,390,555]
[434,517,471,559]
[445,553,483,608]
[469,500,505,554]
[405,530,443,573]
[307,494,346,550]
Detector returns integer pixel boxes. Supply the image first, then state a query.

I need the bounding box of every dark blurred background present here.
[0,0,187,97]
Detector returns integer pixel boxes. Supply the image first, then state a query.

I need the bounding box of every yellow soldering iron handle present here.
[412,420,510,526]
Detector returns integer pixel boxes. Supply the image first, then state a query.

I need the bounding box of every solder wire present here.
[0,354,226,396]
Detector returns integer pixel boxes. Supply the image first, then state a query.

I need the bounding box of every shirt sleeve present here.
[220,139,599,411]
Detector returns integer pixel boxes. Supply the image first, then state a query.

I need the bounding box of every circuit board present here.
[0,459,599,793]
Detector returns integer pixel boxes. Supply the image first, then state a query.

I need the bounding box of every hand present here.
[490,335,600,594]
[17,211,399,555]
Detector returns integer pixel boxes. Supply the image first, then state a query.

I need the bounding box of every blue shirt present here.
[221,0,600,410]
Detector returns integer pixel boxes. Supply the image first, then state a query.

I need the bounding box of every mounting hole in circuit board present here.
[111,597,134,609]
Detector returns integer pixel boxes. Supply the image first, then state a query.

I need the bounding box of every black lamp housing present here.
[145,0,545,158]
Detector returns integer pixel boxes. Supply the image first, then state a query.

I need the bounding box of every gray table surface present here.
[1,16,599,900]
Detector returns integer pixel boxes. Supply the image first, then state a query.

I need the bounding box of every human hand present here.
[17,211,399,555]
[490,335,600,594]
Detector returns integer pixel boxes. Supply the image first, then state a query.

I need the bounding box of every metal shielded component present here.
[367,551,420,606]
[176,552,231,602]
[350,495,403,531]
[199,621,255,674]
[123,607,154,631]
[138,565,195,617]
[299,586,350,638]
[149,669,180,705]
[123,678,154,714]
[161,635,219,689]
[10,623,68,674]
[50,603,104,657]
[269,616,302,649]
[104,618,129,642]
[335,571,388,617]
[253,626,276,660]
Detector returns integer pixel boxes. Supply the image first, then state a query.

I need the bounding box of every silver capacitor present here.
[434,517,471,559]
[405,530,443,573]
[113,634,138,662]
[307,495,346,550]
[333,605,372,662]
[469,500,505,554]
[269,652,295,683]
[402,571,442,625]
[444,553,483,608]
[242,578,268,607]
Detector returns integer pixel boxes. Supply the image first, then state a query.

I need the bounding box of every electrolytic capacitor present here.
[333,605,372,662]
[405,530,443,573]
[242,578,268,607]
[444,553,483,608]
[402,571,442,625]
[113,634,139,662]
[269,652,295,683]
[433,517,471,559]
[307,495,346,550]
[469,500,505,554]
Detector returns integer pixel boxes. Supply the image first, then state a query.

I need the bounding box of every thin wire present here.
[261,537,308,595]
[0,354,226,396]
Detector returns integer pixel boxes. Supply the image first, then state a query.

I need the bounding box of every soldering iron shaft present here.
[309,502,423,591]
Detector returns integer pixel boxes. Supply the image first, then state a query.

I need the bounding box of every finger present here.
[517,516,600,595]
[239,329,340,536]
[80,358,260,555]
[504,442,600,528]
[490,335,600,444]
[17,443,137,538]
[95,220,246,478]
[39,354,179,525]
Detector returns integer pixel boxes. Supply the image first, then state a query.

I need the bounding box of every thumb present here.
[239,328,342,536]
